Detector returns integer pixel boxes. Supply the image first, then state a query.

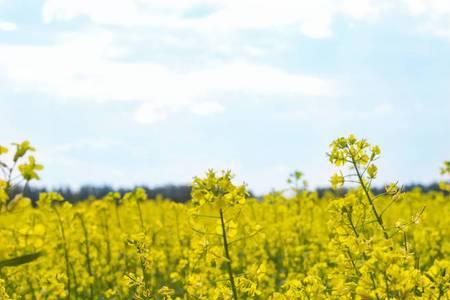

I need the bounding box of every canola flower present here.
[440,161,450,192]
[0,138,449,299]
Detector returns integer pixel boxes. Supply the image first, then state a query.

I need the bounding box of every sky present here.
[0,0,449,194]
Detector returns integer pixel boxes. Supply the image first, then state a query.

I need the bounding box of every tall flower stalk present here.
[328,135,388,238]
[191,170,247,300]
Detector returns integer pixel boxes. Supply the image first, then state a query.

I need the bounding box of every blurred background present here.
[1,0,449,196]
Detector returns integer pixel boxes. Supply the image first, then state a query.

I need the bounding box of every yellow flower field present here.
[1,136,449,299]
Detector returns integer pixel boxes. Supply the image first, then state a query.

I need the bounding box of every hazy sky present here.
[1,0,449,193]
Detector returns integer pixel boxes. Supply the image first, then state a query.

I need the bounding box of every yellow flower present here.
[330,173,345,190]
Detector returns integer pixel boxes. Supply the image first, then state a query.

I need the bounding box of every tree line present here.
[16,182,446,204]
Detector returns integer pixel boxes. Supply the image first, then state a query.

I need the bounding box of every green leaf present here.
[0,252,43,268]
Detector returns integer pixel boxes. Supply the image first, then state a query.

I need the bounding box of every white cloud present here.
[134,103,170,124]
[43,0,140,25]
[42,0,394,39]
[402,0,450,15]
[183,0,337,38]
[402,0,428,15]
[0,21,17,31]
[41,0,450,41]
[191,101,225,115]
[340,0,385,20]
[401,0,450,37]
[0,29,335,124]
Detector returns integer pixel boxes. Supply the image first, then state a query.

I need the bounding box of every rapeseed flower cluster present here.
[0,138,449,299]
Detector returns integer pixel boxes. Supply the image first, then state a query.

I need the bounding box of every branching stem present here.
[351,156,389,239]
[219,208,238,300]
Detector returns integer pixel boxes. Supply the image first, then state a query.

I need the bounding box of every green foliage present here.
[0,252,43,269]
[440,161,450,191]
[0,141,43,211]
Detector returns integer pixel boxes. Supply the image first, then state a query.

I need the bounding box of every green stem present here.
[345,250,361,277]
[102,213,112,265]
[346,210,359,238]
[138,244,151,293]
[136,200,145,232]
[219,209,238,300]
[403,231,408,253]
[53,207,71,300]
[351,157,389,240]
[77,215,94,300]
[369,272,381,300]
[69,262,79,300]
[115,204,122,228]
